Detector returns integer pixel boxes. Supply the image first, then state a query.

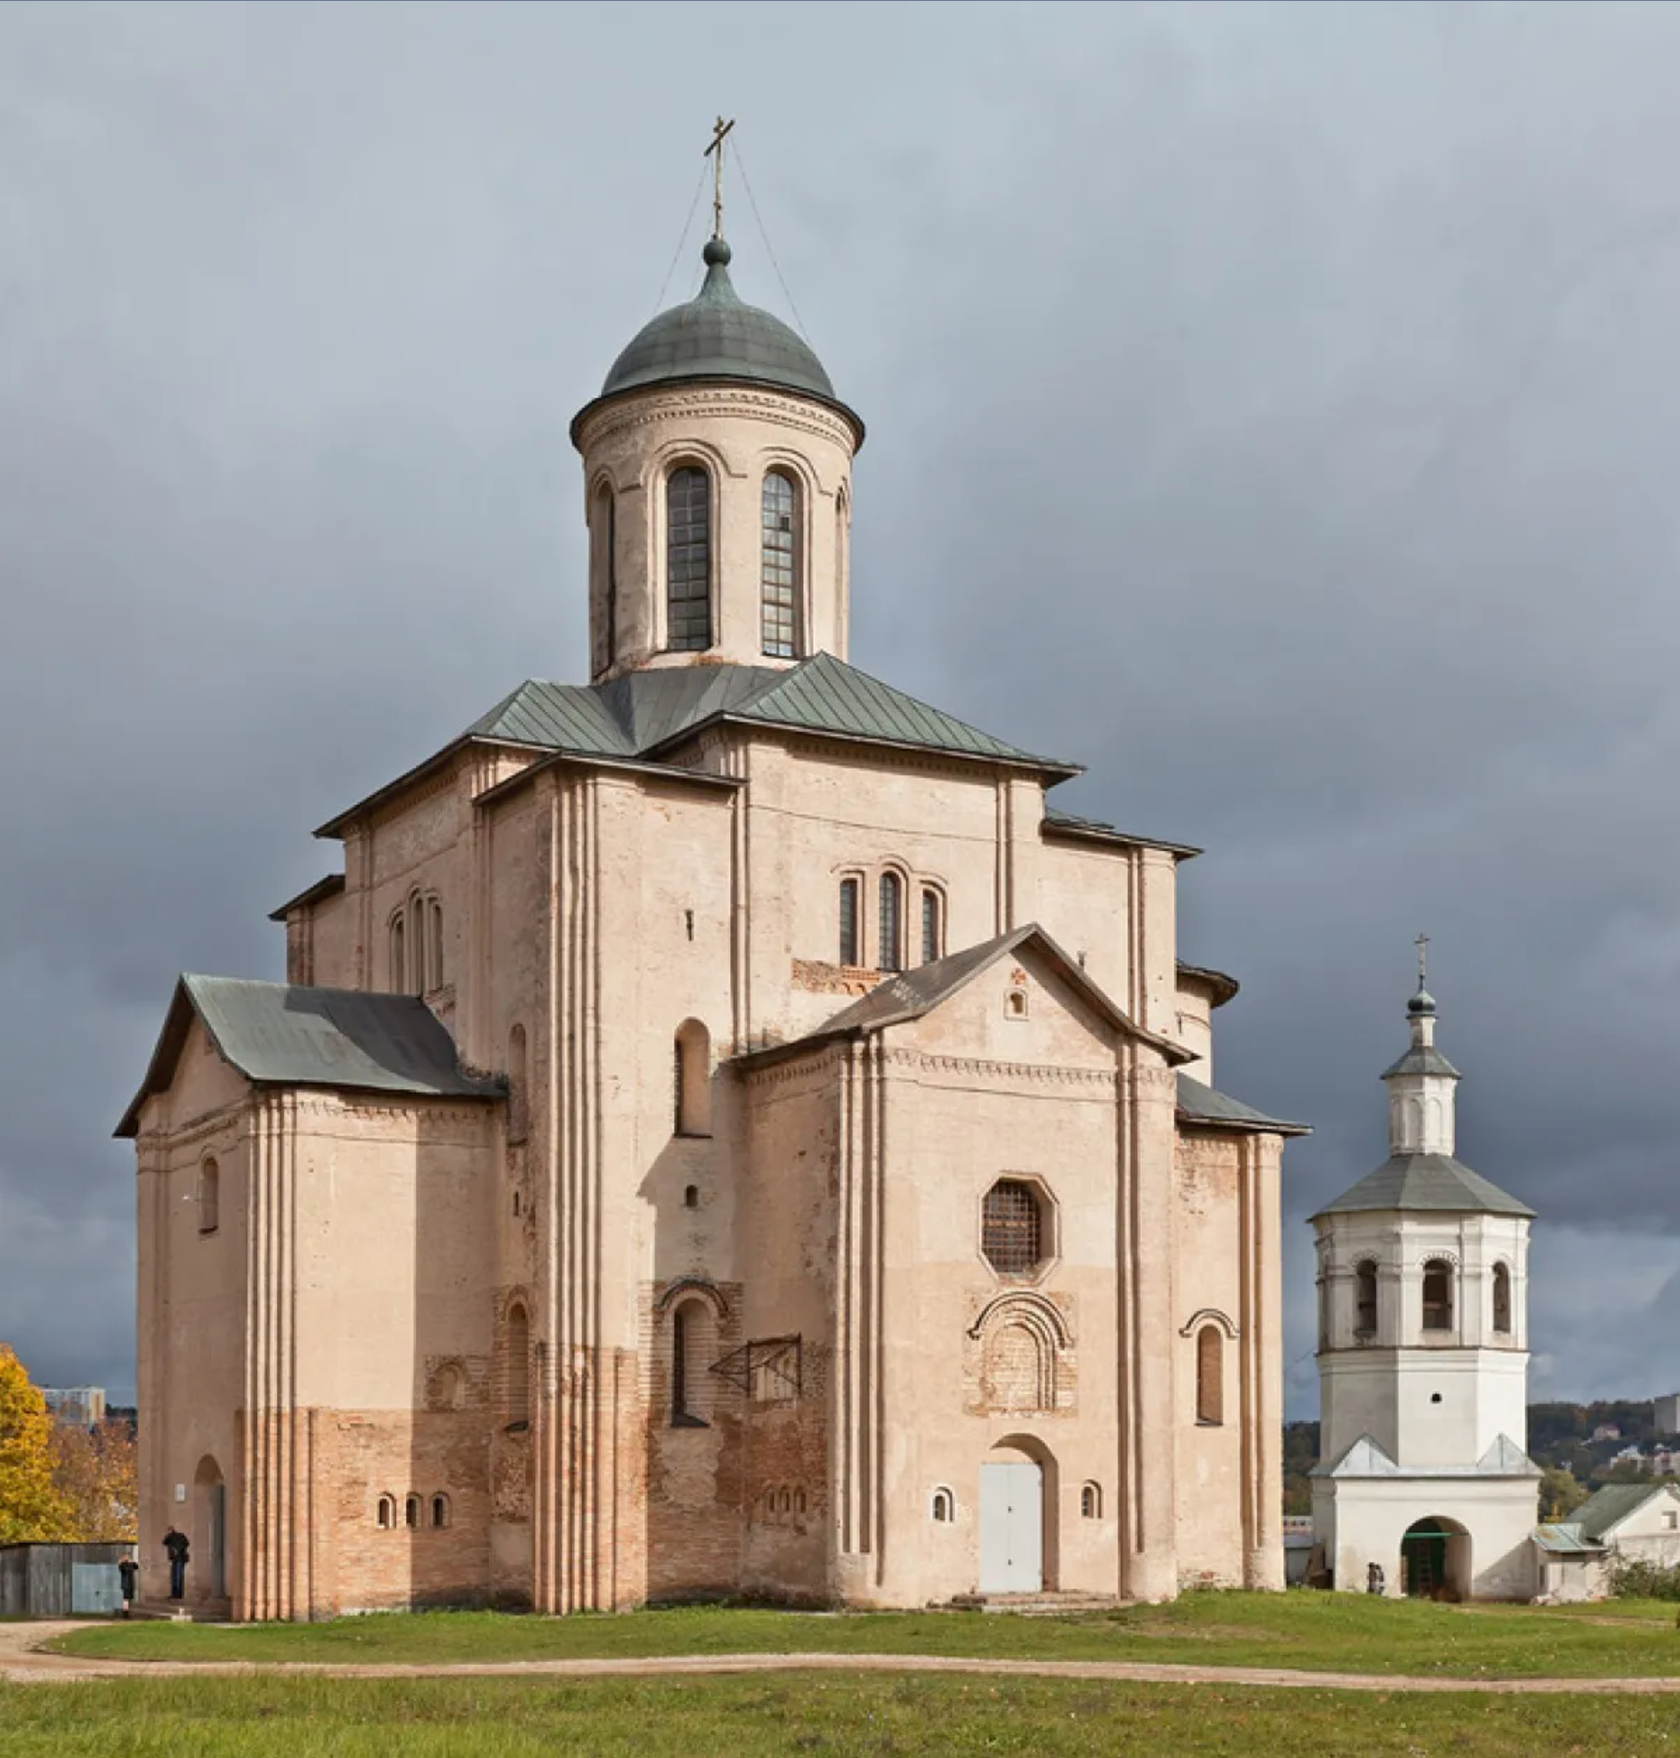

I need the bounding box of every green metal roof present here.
[730,924,1191,1070]
[1574,1482,1676,1541]
[465,652,1074,776]
[1311,1152,1534,1221]
[116,975,503,1136]
[579,238,864,443]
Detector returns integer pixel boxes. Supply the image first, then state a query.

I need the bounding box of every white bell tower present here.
[1309,947,1540,1601]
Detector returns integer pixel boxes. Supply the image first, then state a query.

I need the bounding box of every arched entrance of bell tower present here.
[1400,1516,1471,1601]
[192,1454,227,1603]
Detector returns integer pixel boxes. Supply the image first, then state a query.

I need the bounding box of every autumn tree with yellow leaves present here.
[0,1343,75,1543]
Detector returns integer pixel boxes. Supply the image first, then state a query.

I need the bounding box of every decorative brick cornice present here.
[577,386,855,455]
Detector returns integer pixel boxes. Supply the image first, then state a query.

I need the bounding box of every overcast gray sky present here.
[3,1,1677,1418]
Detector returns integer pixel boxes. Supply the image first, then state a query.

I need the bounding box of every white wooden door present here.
[979,1459,1043,1593]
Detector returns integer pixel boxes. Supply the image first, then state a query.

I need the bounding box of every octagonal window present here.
[982,1179,1048,1277]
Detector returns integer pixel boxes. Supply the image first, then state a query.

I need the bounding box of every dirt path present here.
[4,1620,1678,1694]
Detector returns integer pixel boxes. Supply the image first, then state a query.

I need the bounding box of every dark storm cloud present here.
[2,2,1675,1410]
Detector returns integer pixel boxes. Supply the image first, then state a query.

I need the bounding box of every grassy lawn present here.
[3,1673,1679,1756]
[51,1590,1680,1679]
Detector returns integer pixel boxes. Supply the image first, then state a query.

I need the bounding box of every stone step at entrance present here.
[129,1597,232,1623]
[936,1590,1126,1616]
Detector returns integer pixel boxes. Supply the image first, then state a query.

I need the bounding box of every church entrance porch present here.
[979,1454,1044,1594]
[1401,1516,1470,1601]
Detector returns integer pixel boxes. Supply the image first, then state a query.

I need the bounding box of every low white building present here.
[1534,1481,1680,1602]
[1310,969,1539,1600]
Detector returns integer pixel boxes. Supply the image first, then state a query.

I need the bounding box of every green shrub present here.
[1607,1556,1680,1601]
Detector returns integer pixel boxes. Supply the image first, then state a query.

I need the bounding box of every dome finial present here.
[704,115,736,241]
[1408,932,1436,1016]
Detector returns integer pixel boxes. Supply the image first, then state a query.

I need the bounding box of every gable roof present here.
[1310,1152,1534,1222]
[1177,1073,1310,1138]
[1574,1481,1680,1541]
[731,924,1188,1071]
[465,653,1077,778]
[116,975,503,1137]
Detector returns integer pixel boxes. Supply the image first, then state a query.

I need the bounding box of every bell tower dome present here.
[569,235,864,682]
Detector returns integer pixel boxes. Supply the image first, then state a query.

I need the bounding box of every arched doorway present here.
[193,1455,226,1601]
[979,1438,1055,1594]
[1400,1516,1471,1601]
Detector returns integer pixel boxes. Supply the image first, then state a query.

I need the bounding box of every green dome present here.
[594,238,859,437]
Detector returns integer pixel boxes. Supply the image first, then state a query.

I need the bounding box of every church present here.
[118,205,1308,1620]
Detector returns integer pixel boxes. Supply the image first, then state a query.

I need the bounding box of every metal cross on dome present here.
[704,115,736,239]
[1415,932,1430,985]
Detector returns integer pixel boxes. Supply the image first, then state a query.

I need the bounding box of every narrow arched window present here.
[389,914,406,993]
[835,487,850,629]
[674,1020,711,1136]
[506,1023,528,1145]
[920,888,943,964]
[1355,1261,1378,1337]
[1081,1482,1102,1519]
[591,481,617,674]
[197,1157,220,1235]
[404,1494,421,1529]
[1422,1259,1454,1332]
[671,1298,712,1427]
[428,900,444,991]
[761,470,799,657]
[878,872,903,972]
[839,877,860,966]
[408,892,426,994]
[376,1495,395,1529]
[1196,1325,1224,1425]
[667,466,712,651]
[430,1493,450,1529]
[930,1487,954,1523]
[1492,1262,1512,1335]
[506,1302,530,1426]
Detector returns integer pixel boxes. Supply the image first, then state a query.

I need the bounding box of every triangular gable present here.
[731,924,1189,1072]
[1319,1434,1401,1478]
[1475,1434,1541,1477]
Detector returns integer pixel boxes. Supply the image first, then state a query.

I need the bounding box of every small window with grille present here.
[982,1178,1046,1277]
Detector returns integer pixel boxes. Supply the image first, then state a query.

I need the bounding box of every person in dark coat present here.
[117,1550,139,1617]
[163,1527,189,1600]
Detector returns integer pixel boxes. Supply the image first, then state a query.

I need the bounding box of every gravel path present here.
[4,1620,1678,1694]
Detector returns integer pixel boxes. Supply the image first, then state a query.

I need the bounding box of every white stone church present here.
[1311,973,1540,1599]
[119,219,1307,1620]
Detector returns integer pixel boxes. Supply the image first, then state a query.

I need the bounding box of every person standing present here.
[162,1526,190,1601]
[117,1550,139,1617]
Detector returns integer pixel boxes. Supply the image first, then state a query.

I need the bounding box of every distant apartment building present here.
[1655,1393,1680,1437]
[42,1387,106,1428]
